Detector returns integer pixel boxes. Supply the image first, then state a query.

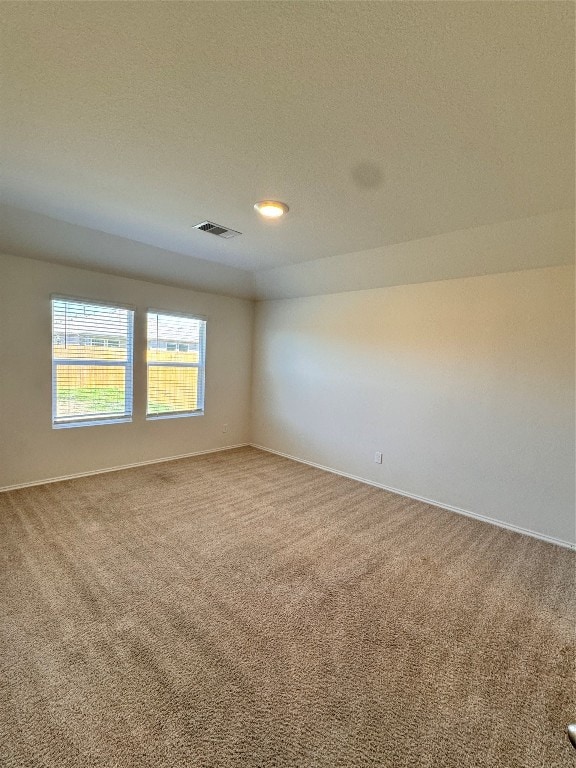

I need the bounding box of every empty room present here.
[0,2,574,767]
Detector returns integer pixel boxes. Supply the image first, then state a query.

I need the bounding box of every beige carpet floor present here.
[0,446,574,767]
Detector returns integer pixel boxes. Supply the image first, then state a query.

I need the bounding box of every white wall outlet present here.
[374,451,383,464]
[222,423,229,433]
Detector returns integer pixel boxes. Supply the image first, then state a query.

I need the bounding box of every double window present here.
[51,297,206,428]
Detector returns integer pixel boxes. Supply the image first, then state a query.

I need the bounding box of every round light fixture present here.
[254,200,289,219]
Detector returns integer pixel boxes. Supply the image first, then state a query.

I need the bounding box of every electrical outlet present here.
[374,451,383,464]
[222,423,229,433]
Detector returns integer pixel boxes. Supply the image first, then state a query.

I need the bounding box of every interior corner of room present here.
[1,247,573,549]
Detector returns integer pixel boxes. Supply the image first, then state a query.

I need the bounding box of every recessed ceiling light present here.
[254,200,289,219]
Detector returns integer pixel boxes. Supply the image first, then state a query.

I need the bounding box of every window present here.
[147,310,206,418]
[52,297,134,428]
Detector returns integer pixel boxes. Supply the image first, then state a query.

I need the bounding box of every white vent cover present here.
[192,221,242,239]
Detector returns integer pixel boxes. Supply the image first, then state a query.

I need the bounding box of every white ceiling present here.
[1,1,574,291]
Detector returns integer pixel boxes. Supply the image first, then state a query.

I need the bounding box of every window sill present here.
[53,417,132,429]
[146,411,204,422]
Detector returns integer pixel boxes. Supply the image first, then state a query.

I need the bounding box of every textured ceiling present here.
[1,1,574,278]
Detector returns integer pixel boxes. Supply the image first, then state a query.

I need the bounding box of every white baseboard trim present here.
[3,442,573,551]
[0,444,249,493]
[250,443,576,552]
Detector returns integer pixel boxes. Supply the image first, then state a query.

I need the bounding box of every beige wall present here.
[0,253,254,488]
[251,266,575,546]
[2,252,574,547]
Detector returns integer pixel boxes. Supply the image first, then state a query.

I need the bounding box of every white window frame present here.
[51,295,134,429]
[146,309,207,420]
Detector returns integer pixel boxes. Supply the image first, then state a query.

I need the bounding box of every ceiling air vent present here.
[192,221,242,239]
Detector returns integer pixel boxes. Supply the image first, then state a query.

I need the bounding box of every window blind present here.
[52,297,134,427]
[146,311,206,418]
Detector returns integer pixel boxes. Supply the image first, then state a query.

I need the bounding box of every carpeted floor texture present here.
[0,446,574,767]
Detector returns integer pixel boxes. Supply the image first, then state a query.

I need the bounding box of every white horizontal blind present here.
[52,298,134,427]
[147,311,206,418]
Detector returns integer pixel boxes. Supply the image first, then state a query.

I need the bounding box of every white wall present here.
[251,265,575,546]
[2,252,574,547]
[0,253,254,488]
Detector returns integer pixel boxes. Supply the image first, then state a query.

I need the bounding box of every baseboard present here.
[0,444,250,493]
[250,443,576,552]
[3,442,573,551]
